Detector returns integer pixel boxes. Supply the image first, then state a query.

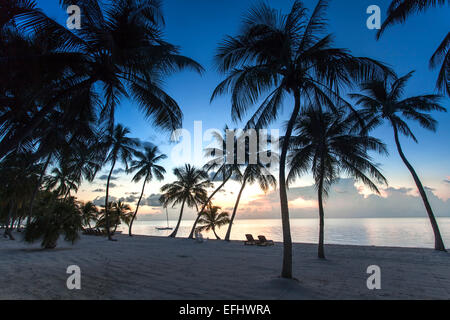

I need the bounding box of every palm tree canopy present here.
[287,108,388,195]
[128,144,167,183]
[197,205,231,232]
[349,71,447,143]
[160,164,212,209]
[378,0,449,38]
[211,0,391,128]
[105,124,140,169]
[377,0,450,95]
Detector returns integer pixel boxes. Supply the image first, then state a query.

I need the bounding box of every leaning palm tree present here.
[160,165,212,238]
[188,127,241,239]
[211,0,390,278]
[350,71,447,251]
[377,0,450,95]
[287,107,388,259]
[224,163,277,242]
[196,205,231,240]
[103,124,140,241]
[127,145,167,236]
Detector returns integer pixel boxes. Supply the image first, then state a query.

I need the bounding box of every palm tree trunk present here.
[170,199,186,238]
[129,178,147,237]
[28,153,52,226]
[105,159,117,241]
[393,124,446,251]
[213,227,221,240]
[188,174,231,239]
[4,203,15,240]
[224,178,247,241]
[317,170,325,259]
[279,90,301,279]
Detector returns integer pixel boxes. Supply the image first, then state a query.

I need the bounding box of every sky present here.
[36,0,450,220]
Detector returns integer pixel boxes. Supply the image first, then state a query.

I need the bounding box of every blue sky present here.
[37,0,450,218]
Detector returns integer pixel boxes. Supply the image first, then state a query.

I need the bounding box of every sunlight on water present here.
[119,218,450,249]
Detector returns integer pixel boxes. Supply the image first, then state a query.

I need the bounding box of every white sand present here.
[1,233,449,300]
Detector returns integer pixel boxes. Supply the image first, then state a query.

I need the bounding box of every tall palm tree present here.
[104,124,140,241]
[196,205,231,240]
[211,0,390,278]
[160,164,212,238]
[350,71,447,251]
[188,127,241,239]
[377,0,450,95]
[224,163,277,242]
[0,0,203,158]
[287,107,388,258]
[127,145,166,236]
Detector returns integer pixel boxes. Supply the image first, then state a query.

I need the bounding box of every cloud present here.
[93,188,105,193]
[142,194,163,207]
[108,183,117,188]
[93,196,117,207]
[236,178,450,219]
[444,178,450,184]
[113,168,125,175]
[99,175,118,181]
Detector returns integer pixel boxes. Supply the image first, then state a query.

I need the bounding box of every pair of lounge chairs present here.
[245,234,275,246]
[82,228,106,236]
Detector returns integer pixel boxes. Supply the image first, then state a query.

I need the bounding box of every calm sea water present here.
[119,218,450,249]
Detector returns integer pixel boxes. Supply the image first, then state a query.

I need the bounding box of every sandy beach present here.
[1,233,449,300]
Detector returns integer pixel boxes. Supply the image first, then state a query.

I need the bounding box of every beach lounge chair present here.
[257,235,275,246]
[244,234,260,245]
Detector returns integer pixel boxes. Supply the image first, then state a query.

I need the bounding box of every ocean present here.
[119,217,450,249]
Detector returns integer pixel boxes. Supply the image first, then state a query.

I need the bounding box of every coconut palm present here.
[377,0,450,95]
[103,124,140,241]
[45,164,80,198]
[0,0,203,158]
[211,0,390,278]
[287,107,388,258]
[224,162,277,242]
[97,201,133,235]
[188,127,241,239]
[80,202,99,229]
[196,205,231,240]
[24,193,83,249]
[160,165,212,238]
[127,145,167,236]
[350,71,447,251]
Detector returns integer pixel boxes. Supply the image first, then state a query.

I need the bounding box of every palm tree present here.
[224,163,277,242]
[103,124,140,241]
[80,202,99,229]
[377,0,450,95]
[287,107,388,258]
[0,0,203,159]
[127,145,166,236]
[196,205,231,240]
[188,127,241,239]
[350,71,447,251]
[211,0,390,278]
[160,165,212,238]
[45,164,80,198]
[97,201,133,235]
